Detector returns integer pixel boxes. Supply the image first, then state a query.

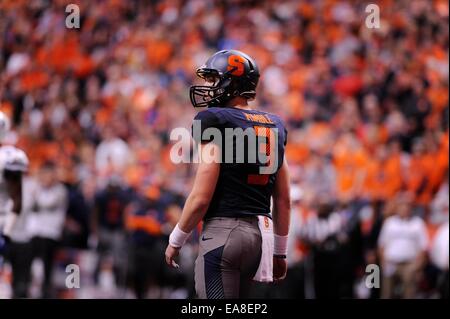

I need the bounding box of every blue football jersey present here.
[192,107,288,219]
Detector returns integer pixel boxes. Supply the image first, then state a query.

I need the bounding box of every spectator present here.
[95,127,131,181]
[300,201,347,298]
[61,180,91,250]
[28,161,68,298]
[125,193,165,299]
[430,221,449,299]
[92,176,131,291]
[7,176,37,298]
[378,193,429,299]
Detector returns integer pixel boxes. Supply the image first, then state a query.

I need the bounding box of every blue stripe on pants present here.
[204,245,225,299]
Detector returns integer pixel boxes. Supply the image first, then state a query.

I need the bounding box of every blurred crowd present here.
[0,0,448,299]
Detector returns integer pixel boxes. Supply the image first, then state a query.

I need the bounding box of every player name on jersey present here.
[244,113,274,124]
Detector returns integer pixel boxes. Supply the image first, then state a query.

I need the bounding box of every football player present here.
[0,111,29,262]
[165,50,291,298]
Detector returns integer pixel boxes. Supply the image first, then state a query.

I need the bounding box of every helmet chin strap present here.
[240,91,256,98]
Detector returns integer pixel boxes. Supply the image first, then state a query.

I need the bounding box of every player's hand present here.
[165,244,181,268]
[273,256,287,282]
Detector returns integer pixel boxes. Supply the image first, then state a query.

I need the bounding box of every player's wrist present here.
[169,224,191,248]
[274,234,288,257]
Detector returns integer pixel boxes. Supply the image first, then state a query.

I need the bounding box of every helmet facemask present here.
[190,68,235,108]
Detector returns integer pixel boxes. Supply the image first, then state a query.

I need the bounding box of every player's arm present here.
[165,142,220,268]
[2,170,23,237]
[272,158,291,236]
[177,148,220,232]
[4,170,22,215]
[271,158,291,281]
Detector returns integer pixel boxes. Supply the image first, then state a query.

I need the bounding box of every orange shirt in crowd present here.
[427,137,449,194]
[363,155,402,201]
[20,69,50,91]
[333,146,368,201]
[286,142,310,165]
[406,154,436,205]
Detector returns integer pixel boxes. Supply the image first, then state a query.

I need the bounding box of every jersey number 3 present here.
[247,126,274,185]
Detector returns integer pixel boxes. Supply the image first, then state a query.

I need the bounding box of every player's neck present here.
[227,97,252,110]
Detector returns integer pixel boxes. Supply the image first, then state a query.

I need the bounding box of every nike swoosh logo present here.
[201,236,213,241]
